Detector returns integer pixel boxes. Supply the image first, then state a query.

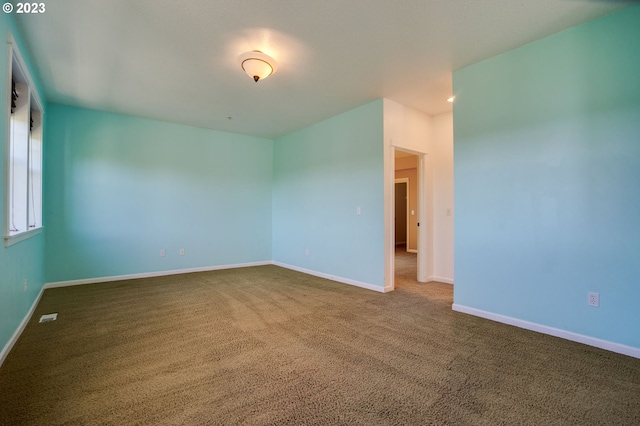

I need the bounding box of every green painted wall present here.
[453,6,640,349]
[45,105,273,283]
[273,100,385,288]
[0,15,46,355]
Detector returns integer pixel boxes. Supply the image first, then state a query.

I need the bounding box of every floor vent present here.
[39,313,58,323]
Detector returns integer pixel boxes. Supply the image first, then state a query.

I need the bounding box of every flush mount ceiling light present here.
[238,50,278,82]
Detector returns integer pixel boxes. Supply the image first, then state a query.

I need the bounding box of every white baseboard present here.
[428,275,454,285]
[0,286,45,368]
[452,304,640,359]
[44,261,272,289]
[272,261,388,293]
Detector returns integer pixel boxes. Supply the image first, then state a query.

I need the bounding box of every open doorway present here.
[394,150,419,287]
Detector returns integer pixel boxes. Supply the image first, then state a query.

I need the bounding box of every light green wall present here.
[454,6,640,349]
[272,100,385,288]
[0,15,46,355]
[45,104,273,283]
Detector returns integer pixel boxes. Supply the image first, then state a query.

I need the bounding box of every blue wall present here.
[453,7,640,349]
[45,105,273,282]
[273,100,385,288]
[0,15,46,355]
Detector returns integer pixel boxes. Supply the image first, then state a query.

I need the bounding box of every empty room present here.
[1,1,639,424]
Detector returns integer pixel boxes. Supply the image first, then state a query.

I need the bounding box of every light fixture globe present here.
[238,50,278,82]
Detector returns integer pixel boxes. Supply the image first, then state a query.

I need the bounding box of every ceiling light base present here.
[238,50,278,82]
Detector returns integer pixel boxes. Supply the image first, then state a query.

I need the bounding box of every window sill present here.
[4,227,43,247]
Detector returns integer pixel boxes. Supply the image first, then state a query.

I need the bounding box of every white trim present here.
[452,304,640,359]
[6,33,43,109]
[428,275,453,284]
[45,261,272,289]
[388,146,430,289]
[43,261,389,293]
[4,226,42,247]
[272,261,389,293]
[384,142,394,291]
[407,249,418,254]
[4,33,11,244]
[0,285,45,367]
[5,32,45,244]
[417,152,430,283]
[394,149,429,283]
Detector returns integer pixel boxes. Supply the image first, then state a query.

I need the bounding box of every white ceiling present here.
[15,0,633,139]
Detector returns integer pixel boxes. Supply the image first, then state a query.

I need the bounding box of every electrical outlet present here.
[23,279,27,292]
[160,249,166,257]
[588,292,600,307]
[305,248,309,256]
[179,248,185,256]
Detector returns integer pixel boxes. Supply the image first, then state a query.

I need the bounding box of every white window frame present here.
[4,33,44,247]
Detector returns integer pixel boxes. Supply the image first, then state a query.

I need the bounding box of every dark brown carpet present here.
[1,262,639,425]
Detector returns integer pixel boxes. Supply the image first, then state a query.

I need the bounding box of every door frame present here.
[385,146,430,291]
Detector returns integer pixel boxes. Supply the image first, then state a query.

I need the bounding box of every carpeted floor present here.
[1,260,639,425]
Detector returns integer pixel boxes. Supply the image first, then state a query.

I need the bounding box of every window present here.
[5,34,44,246]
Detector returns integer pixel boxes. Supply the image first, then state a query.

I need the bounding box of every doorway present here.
[394,151,419,287]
